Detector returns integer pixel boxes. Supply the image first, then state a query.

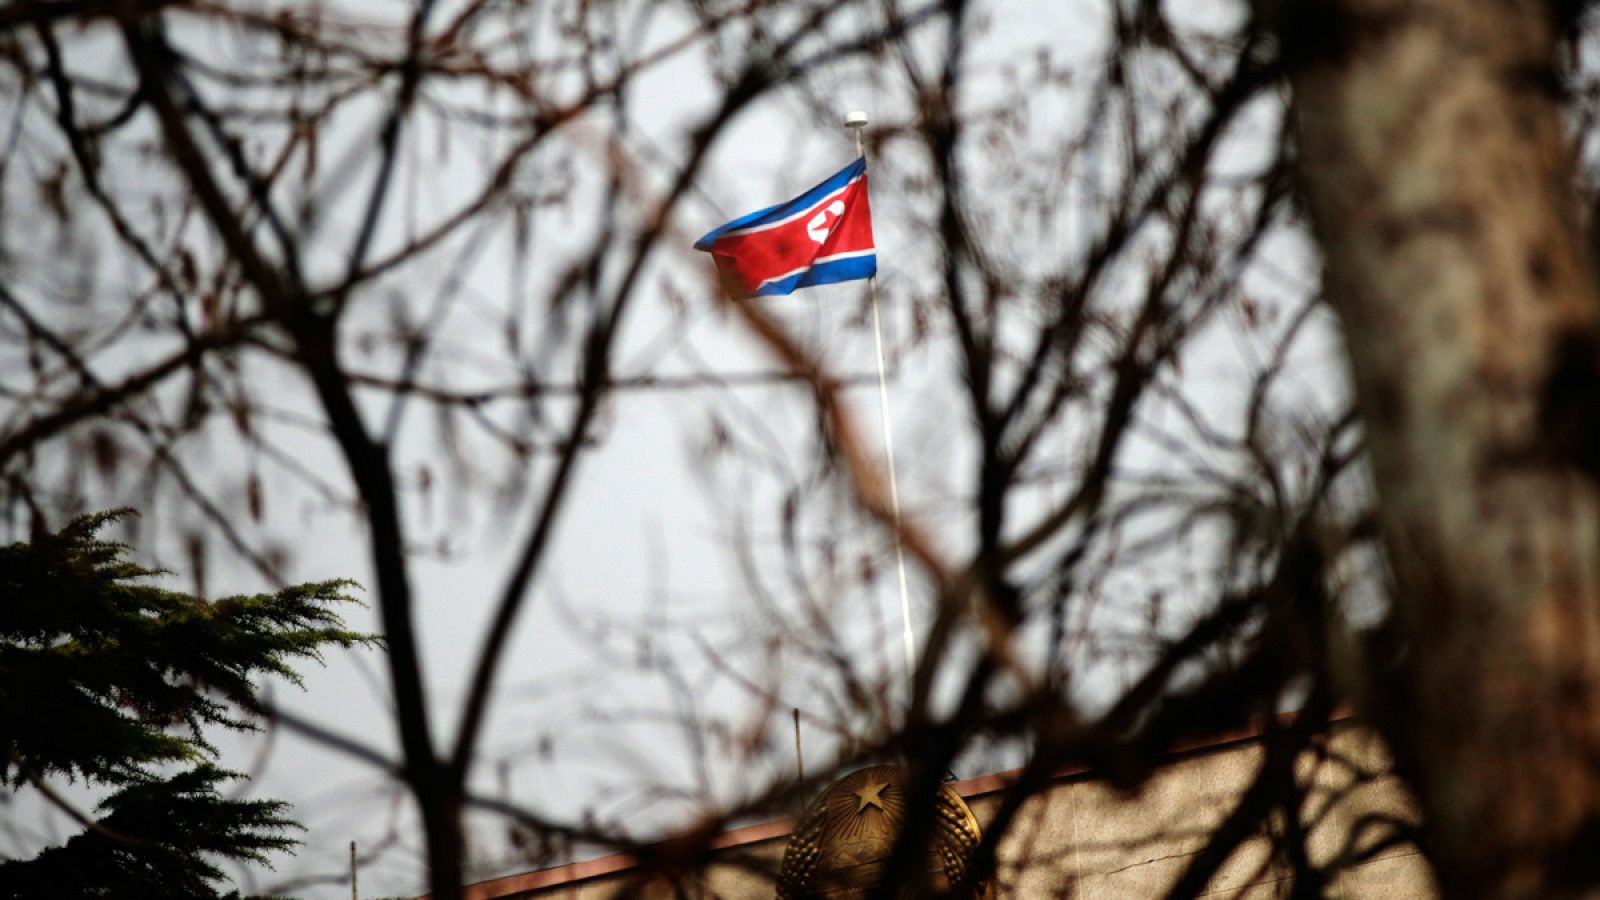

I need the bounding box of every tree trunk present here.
[1282,1,1600,895]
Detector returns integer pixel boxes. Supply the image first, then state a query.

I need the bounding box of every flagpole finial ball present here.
[844,110,870,129]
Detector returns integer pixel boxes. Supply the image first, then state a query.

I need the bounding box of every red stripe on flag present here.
[707,178,874,294]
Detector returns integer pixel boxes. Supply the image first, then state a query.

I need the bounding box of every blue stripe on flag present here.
[751,253,877,297]
[694,158,867,250]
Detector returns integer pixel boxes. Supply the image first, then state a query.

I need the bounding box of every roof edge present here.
[442,708,1358,899]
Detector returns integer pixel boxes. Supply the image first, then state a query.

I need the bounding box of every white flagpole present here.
[846,110,916,689]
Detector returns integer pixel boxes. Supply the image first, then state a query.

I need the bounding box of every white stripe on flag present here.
[716,176,864,239]
[754,249,876,290]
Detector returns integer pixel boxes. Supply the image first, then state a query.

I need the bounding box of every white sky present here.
[1,1,1357,897]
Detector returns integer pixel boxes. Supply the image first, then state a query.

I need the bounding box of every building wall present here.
[458,724,1436,899]
[978,727,1432,898]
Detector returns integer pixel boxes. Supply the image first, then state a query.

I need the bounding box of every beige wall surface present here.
[978,728,1433,898]
[457,726,1437,899]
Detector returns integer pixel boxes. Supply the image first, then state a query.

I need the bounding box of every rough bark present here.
[1281,1,1600,896]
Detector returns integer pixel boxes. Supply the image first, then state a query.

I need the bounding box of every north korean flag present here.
[695,158,876,297]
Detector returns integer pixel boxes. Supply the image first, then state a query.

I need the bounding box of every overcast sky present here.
[2,2,1356,897]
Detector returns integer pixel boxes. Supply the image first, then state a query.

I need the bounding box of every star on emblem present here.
[853,775,888,813]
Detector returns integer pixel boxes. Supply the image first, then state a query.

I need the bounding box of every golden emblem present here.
[776,765,990,899]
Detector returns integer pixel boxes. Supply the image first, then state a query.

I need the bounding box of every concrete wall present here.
[459,725,1436,899]
[976,727,1432,898]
